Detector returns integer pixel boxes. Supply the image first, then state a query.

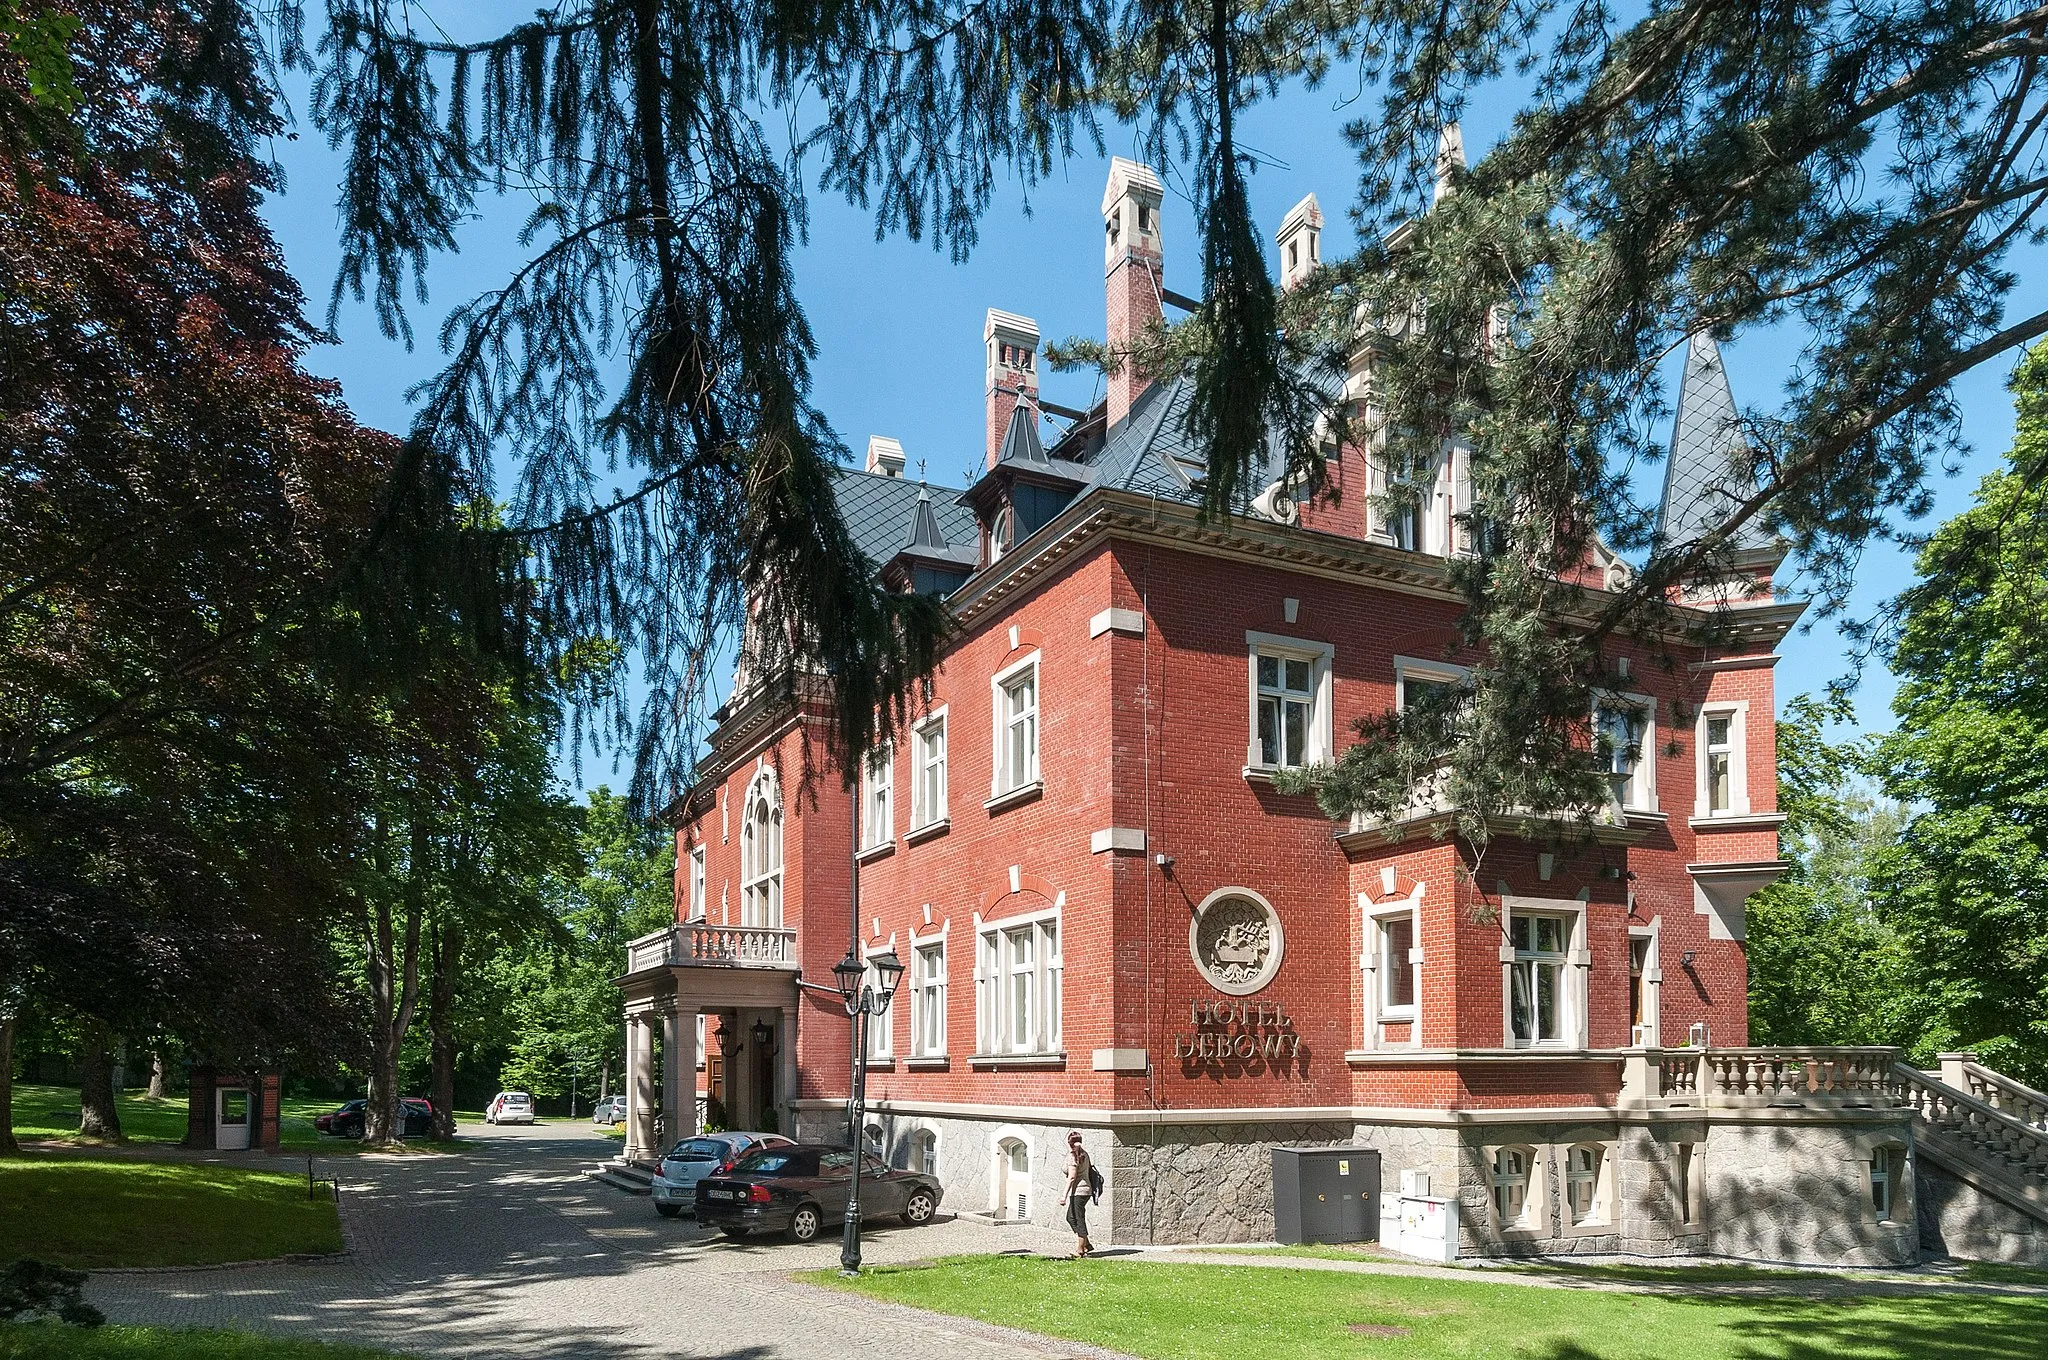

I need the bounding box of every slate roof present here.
[832,466,980,568]
[1656,333,1776,552]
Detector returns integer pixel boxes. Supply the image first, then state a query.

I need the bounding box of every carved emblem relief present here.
[1188,889,1285,996]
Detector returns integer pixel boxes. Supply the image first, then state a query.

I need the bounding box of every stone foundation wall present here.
[1916,1159,2048,1266]
[1700,1118,1918,1266]
[1109,1121,1358,1245]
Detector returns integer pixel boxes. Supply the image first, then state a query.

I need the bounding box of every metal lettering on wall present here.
[1172,998,1305,1066]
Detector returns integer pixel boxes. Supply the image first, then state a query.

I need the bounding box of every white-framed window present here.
[1378,912,1418,1015]
[1628,928,1660,1047]
[1491,1145,1536,1228]
[861,742,894,850]
[992,656,1040,795]
[740,771,783,927]
[1871,1144,1895,1219]
[912,938,947,1057]
[911,1128,939,1174]
[1565,1143,1609,1226]
[911,712,948,829]
[1395,656,1473,732]
[864,948,896,1060]
[1596,693,1657,812]
[1370,444,1471,557]
[1508,913,1572,1047]
[696,1013,708,1069]
[976,910,1060,1055]
[1696,703,1750,815]
[1245,632,1335,772]
[688,846,707,920]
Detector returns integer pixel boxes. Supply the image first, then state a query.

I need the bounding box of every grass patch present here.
[0,1321,410,1360]
[813,1254,2048,1359]
[1492,1260,1864,1286]
[1959,1261,2048,1287]
[0,1157,341,1268]
[8,1085,463,1155]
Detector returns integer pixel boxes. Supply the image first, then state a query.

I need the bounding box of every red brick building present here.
[617,158,1903,1259]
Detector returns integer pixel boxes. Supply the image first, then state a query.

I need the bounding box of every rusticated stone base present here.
[1110,1121,1357,1245]
[1918,1160,2048,1265]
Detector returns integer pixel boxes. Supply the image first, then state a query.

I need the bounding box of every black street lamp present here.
[831,946,904,1276]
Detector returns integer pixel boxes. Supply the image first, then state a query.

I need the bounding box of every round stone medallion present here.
[1188,888,1285,996]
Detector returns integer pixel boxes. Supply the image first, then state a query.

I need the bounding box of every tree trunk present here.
[146,1050,166,1100]
[600,1059,611,1102]
[426,916,464,1141]
[362,807,426,1147]
[78,1018,122,1140]
[0,1012,19,1155]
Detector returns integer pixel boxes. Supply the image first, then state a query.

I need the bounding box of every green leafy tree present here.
[1868,343,2048,1085]
[1745,696,1918,1051]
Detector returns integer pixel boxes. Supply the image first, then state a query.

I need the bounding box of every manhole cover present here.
[1347,1324,1412,1338]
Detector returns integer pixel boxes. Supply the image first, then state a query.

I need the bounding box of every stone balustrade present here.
[1944,1054,2048,1133]
[1622,1046,1904,1109]
[623,921,798,972]
[1892,1063,2048,1185]
[1345,763,1627,838]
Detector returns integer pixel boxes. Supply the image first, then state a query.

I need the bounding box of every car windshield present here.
[671,1139,730,1161]
[731,1148,814,1177]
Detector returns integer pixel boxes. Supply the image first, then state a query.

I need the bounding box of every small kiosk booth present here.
[185,1068,282,1151]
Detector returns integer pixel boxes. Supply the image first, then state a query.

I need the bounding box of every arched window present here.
[1565,1144,1606,1225]
[1492,1146,1534,1227]
[997,1136,1032,1220]
[740,773,783,927]
[911,1129,939,1175]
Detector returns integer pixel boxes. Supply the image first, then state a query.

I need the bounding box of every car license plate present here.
[705,1189,734,1200]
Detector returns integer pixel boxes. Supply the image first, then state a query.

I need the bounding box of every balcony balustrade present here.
[1340,762,1636,846]
[624,921,798,973]
[1623,1046,1905,1110]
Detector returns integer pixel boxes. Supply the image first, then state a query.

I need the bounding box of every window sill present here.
[1622,809,1668,826]
[904,818,950,845]
[1688,811,1786,831]
[968,1051,1066,1069]
[1559,1218,1616,1239]
[863,1058,897,1072]
[855,840,897,865]
[1242,767,1318,791]
[903,1056,950,1071]
[983,781,1044,815]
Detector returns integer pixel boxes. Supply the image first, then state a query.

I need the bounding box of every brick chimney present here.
[1103,157,1164,429]
[985,309,1040,469]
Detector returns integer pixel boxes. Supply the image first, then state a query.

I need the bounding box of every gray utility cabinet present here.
[1271,1146,1381,1245]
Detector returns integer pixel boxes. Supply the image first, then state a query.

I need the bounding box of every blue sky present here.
[259,57,2015,784]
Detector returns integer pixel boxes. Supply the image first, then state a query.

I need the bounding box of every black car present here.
[315,1097,433,1139]
[693,1143,943,1242]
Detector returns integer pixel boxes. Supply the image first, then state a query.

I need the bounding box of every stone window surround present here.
[1628,919,1664,1049]
[974,902,1062,1059]
[1559,1140,1618,1236]
[1243,630,1337,773]
[907,922,949,1061]
[687,845,707,921]
[739,766,783,928]
[1484,1141,1549,1239]
[910,706,949,832]
[1394,654,1471,710]
[1594,688,1660,813]
[1499,893,1593,1051]
[863,936,899,1061]
[990,652,1041,798]
[1852,1130,1914,1229]
[989,1124,1037,1220]
[860,740,895,852]
[1358,881,1425,1051]
[1695,700,1752,817]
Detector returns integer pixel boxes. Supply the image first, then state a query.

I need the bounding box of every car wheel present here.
[788,1204,823,1243]
[655,1203,682,1219]
[902,1189,937,1227]
[720,1226,749,1240]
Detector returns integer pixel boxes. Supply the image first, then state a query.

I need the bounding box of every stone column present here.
[625,1016,657,1162]
[663,1009,698,1143]
[729,1010,759,1131]
[777,1005,799,1139]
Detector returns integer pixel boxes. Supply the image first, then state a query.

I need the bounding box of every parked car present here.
[592,1095,627,1126]
[693,1143,942,1242]
[485,1090,536,1125]
[650,1131,793,1218]
[314,1098,433,1139]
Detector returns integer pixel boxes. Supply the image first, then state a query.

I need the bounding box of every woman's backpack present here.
[1086,1160,1105,1198]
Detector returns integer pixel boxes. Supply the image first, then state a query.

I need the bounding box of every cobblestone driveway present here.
[88,1122,1083,1359]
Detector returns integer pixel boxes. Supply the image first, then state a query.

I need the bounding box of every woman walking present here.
[1061,1130,1097,1257]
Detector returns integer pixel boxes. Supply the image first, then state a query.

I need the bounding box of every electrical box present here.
[1271,1145,1381,1245]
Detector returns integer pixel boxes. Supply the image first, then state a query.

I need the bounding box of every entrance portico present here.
[617,922,801,1164]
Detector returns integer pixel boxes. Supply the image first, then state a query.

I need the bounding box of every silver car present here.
[651,1132,793,1217]
[591,1095,627,1126]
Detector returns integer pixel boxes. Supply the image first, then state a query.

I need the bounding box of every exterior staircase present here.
[1891,1055,2048,1250]
[586,1156,656,1196]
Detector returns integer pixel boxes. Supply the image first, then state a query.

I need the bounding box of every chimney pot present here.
[985,309,1041,470]
[1103,157,1167,429]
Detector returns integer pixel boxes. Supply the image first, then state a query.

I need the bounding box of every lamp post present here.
[831,946,904,1276]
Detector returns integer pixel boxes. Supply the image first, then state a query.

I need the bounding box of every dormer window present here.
[988,503,1016,563]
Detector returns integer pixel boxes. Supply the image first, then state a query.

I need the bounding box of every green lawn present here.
[813,1255,2048,1360]
[7,1084,463,1154]
[0,1322,409,1360]
[0,1157,341,1269]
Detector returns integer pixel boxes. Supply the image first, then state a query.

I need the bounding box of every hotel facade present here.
[616,161,2048,1267]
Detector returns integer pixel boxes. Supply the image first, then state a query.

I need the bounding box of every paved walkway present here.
[87,1122,1087,1360]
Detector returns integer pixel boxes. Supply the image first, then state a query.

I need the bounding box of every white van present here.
[486,1090,536,1125]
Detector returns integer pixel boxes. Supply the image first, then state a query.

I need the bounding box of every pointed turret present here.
[1656,333,1777,556]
